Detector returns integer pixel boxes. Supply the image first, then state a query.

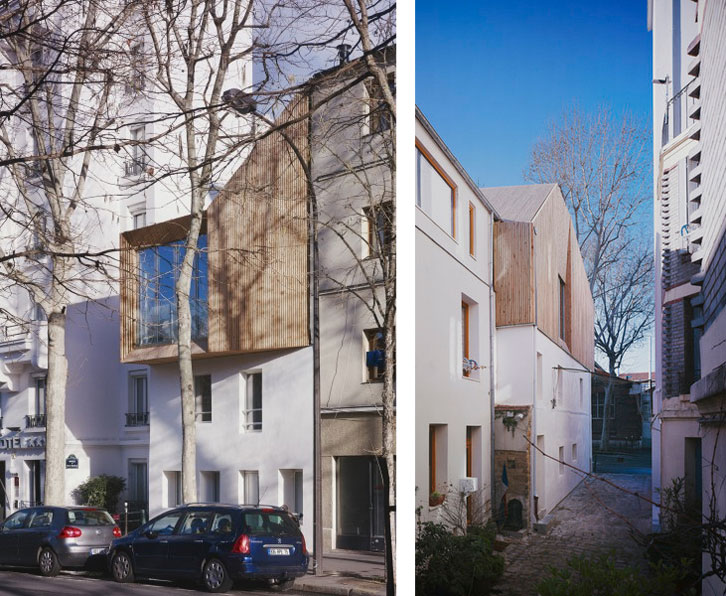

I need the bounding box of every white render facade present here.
[0,2,316,533]
[415,108,496,523]
[495,324,592,524]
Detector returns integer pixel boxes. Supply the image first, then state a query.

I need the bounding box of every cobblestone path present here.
[496,473,652,595]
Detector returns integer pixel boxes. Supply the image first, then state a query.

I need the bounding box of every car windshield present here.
[67,509,114,526]
[242,511,300,537]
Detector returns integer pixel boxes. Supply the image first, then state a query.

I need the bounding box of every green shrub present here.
[73,475,126,513]
[416,521,504,596]
[536,552,696,596]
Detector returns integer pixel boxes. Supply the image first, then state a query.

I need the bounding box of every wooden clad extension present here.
[208,95,309,354]
[531,187,593,369]
[494,221,535,326]
[120,95,310,363]
[491,185,594,370]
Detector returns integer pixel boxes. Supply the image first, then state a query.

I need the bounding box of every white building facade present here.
[415,107,497,524]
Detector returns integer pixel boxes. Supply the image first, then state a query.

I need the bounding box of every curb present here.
[295,578,386,596]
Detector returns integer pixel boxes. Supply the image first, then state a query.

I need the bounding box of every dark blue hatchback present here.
[108,504,308,592]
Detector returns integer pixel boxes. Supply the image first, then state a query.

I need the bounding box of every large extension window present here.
[416,141,457,238]
[137,235,208,346]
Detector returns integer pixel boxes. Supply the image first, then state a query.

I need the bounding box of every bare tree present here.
[139,0,255,504]
[593,249,653,450]
[525,105,653,451]
[0,0,132,505]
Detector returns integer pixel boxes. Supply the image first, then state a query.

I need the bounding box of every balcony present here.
[25,414,46,428]
[0,324,32,358]
[124,157,148,177]
[125,411,149,427]
[661,80,699,146]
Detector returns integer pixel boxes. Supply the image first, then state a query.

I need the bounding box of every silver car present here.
[0,506,121,575]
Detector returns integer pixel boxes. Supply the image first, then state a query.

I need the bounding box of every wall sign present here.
[0,436,45,450]
[65,454,79,469]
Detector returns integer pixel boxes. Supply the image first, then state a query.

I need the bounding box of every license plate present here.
[267,547,290,556]
[90,547,107,555]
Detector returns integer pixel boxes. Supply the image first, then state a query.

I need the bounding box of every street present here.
[0,569,306,595]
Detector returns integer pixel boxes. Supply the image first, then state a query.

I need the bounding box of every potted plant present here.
[429,491,445,507]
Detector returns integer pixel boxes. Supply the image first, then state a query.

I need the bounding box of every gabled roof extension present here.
[480,183,557,222]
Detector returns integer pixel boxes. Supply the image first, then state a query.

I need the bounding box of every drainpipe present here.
[489,211,496,521]
[308,91,323,576]
[531,225,539,523]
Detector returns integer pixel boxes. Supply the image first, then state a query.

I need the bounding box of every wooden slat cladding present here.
[532,187,594,369]
[119,232,136,362]
[208,94,310,354]
[120,96,310,363]
[494,221,535,326]
[493,186,594,370]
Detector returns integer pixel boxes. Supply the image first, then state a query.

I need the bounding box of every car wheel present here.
[111,551,135,583]
[269,577,296,592]
[202,558,233,593]
[38,547,60,577]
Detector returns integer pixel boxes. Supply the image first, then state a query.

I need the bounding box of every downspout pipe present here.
[308,91,323,576]
[531,225,539,523]
[489,211,496,521]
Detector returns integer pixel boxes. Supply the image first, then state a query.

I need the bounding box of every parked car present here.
[108,504,308,593]
[0,506,121,576]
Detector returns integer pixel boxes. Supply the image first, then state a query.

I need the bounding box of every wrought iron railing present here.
[124,157,147,177]
[125,411,149,426]
[25,414,46,428]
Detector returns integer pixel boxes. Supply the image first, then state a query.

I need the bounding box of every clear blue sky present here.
[416,0,653,187]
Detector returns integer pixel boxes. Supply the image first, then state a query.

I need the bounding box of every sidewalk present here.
[295,550,387,596]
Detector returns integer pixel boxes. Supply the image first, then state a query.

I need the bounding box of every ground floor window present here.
[200,470,220,502]
[164,470,182,508]
[240,470,259,505]
[280,469,303,519]
[335,456,385,551]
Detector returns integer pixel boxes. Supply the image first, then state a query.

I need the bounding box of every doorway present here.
[335,456,385,551]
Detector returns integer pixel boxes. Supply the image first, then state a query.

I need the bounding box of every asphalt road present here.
[0,569,305,595]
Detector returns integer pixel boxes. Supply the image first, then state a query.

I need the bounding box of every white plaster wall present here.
[494,326,535,407]
[533,330,591,518]
[147,349,313,543]
[496,326,591,521]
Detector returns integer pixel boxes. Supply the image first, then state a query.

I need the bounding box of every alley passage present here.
[497,474,652,595]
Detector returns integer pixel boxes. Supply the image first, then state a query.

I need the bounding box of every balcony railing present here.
[661,80,698,146]
[242,408,262,431]
[124,157,147,177]
[125,411,149,427]
[25,414,46,428]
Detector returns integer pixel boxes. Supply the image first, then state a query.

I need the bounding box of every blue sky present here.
[416,0,653,187]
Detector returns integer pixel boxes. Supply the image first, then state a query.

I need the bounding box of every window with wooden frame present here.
[468,202,476,256]
[415,140,457,238]
[429,425,437,495]
[428,424,447,504]
[462,301,470,377]
[559,276,567,341]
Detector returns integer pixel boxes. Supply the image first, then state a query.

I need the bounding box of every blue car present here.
[108,504,308,592]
